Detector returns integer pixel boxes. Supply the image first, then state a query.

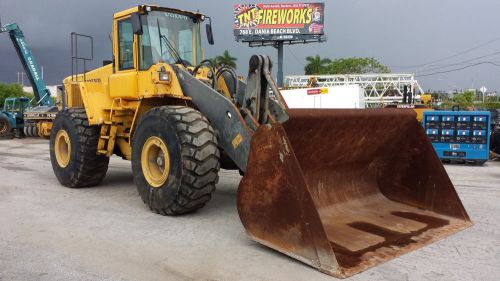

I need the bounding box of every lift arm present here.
[1,23,53,106]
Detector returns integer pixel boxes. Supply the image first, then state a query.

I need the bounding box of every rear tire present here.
[50,108,109,188]
[132,106,220,215]
[0,115,13,139]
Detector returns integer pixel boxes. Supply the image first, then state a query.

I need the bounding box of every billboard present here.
[233,3,325,42]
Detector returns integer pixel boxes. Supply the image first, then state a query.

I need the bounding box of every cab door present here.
[109,17,138,99]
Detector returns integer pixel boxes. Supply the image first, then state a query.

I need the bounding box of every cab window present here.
[14,101,21,112]
[5,101,13,111]
[138,11,201,70]
[118,18,134,70]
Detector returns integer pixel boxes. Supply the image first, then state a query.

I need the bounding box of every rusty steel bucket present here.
[237,109,472,278]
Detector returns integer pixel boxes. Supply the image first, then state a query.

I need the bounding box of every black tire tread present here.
[134,106,220,215]
[0,116,13,139]
[52,108,109,188]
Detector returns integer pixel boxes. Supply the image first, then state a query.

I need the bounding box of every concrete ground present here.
[0,137,499,281]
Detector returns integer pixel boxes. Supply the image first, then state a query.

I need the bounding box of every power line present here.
[389,34,500,69]
[416,51,500,74]
[285,45,305,68]
[415,61,500,77]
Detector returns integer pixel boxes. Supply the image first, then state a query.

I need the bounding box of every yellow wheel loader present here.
[50,5,472,278]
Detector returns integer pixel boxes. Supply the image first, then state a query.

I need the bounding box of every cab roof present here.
[113,5,204,20]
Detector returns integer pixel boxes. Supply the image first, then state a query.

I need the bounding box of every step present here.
[104,107,134,111]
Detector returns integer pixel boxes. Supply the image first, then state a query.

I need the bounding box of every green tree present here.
[207,57,220,68]
[215,50,237,69]
[0,83,32,107]
[304,56,390,75]
[327,57,390,74]
[453,90,475,106]
[304,55,331,75]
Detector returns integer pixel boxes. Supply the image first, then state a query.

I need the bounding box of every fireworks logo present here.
[234,4,260,29]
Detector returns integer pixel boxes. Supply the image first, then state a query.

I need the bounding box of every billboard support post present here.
[276,41,284,87]
[233,3,326,88]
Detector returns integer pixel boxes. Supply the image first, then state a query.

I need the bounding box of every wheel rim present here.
[0,119,8,134]
[141,136,170,188]
[55,129,71,168]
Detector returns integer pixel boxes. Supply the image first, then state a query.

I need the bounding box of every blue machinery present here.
[1,22,58,137]
[0,23,53,106]
[423,111,491,165]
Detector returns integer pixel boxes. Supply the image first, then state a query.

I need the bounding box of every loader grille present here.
[70,84,84,107]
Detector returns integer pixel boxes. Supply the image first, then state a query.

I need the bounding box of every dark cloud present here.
[1,0,500,91]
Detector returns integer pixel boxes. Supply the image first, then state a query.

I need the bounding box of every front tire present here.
[132,106,220,215]
[50,108,109,188]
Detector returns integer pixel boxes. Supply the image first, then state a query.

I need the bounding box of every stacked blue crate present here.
[422,111,491,165]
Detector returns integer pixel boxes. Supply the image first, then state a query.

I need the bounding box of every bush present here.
[439,102,500,110]
[0,83,33,108]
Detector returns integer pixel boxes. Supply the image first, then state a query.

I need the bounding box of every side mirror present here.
[131,12,143,35]
[205,17,214,45]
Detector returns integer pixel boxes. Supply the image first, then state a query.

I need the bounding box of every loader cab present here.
[2,97,30,127]
[3,97,30,116]
[109,6,210,99]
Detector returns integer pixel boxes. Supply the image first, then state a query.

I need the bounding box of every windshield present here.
[4,101,13,111]
[3,99,27,112]
[140,11,202,69]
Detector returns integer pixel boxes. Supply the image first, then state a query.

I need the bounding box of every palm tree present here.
[304,55,331,75]
[207,57,220,68]
[216,50,237,69]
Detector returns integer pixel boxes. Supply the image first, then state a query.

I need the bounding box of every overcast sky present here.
[1,0,500,92]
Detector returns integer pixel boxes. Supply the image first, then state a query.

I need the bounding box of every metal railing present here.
[285,74,425,106]
[71,32,93,82]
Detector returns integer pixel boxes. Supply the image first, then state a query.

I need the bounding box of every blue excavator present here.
[0,22,58,138]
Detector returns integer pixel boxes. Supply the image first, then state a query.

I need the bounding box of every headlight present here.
[159,71,171,83]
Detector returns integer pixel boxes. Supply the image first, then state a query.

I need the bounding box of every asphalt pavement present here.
[0,138,499,281]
